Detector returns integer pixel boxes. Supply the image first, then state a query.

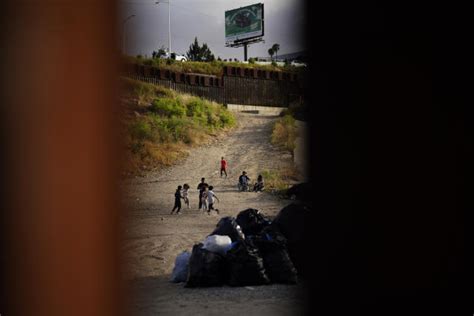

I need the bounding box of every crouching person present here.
[253,174,265,192]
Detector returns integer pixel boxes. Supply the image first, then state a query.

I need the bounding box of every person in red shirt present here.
[220,156,228,178]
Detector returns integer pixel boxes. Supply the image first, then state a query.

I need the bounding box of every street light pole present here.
[122,14,136,55]
[156,1,171,54]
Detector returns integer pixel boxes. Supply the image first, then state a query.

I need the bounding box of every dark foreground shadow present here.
[126,275,308,316]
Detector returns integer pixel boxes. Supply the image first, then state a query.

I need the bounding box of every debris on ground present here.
[170,203,309,287]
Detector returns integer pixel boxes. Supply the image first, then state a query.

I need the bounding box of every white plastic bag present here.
[202,235,232,255]
[170,250,191,283]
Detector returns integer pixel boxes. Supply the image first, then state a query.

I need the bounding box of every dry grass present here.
[120,77,175,107]
[271,115,298,153]
[121,78,235,176]
[261,167,299,191]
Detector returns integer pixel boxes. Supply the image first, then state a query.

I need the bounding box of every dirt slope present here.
[121,113,307,315]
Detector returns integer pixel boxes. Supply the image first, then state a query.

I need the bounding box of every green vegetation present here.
[120,77,175,105]
[268,43,280,61]
[152,47,167,59]
[268,113,301,192]
[271,114,298,153]
[261,168,299,192]
[186,37,215,62]
[122,55,303,76]
[121,78,236,175]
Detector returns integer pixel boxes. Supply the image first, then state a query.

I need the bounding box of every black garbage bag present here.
[251,226,298,284]
[271,203,311,277]
[260,225,288,245]
[286,182,312,203]
[235,208,270,236]
[210,216,245,242]
[225,240,270,286]
[185,243,226,287]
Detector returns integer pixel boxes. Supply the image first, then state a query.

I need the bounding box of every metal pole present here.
[244,43,248,61]
[122,15,136,54]
[156,1,171,54]
[168,0,171,53]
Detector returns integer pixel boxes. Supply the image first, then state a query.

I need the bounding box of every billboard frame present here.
[225,3,264,46]
[225,3,264,61]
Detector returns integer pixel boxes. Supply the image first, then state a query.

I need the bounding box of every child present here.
[197,178,208,209]
[200,186,209,212]
[238,171,250,191]
[220,157,228,178]
[182,183,190,208]
[207,186,220,215]
[253,174,265,192]
[171,185,183,215]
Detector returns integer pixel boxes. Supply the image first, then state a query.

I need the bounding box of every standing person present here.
[200,186,209,212]
[170,185,183,215]
[197,178,208,209]
[220,157,228,178]
[253,174,265,192]
[182,183,190,208]
[207,186,220,215]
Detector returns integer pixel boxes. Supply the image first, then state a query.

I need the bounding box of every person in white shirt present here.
[182,183,190,208]
[206,186,220,215]
[200,187,209,212]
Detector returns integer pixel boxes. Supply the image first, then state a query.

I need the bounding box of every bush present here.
[129,120,152,141]
[219,109,236,127]
[120,77,174,105]
[186,98,207,118]
[151,98,186,117]
[271,115,297,153]
[261,170,287,191]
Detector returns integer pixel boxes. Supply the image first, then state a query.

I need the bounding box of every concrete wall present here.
[226,104,286,116]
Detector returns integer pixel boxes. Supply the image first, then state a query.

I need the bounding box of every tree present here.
[186,37,215,62]
[271,43,280,61]
[268,48,274,61]
[201,43,215,61]
[152,46,167,59]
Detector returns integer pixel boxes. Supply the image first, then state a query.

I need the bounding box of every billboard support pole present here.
[226,37,264,59]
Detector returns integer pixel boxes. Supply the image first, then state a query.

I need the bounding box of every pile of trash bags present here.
[170,204,310,287]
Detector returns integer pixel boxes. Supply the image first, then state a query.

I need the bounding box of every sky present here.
[119,0,306,60]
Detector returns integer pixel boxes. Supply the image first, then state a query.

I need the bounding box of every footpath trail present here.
[121,113,306,316]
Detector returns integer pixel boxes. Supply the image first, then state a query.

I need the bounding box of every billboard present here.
[225,3,264,44]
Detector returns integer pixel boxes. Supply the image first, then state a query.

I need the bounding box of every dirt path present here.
[121,113,306,315]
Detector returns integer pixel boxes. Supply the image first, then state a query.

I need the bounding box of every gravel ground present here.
[121,113,307,316]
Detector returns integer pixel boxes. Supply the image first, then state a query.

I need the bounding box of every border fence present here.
[122,63,304,107]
